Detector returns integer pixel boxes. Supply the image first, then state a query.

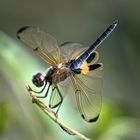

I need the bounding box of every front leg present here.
[36,83,51,98]
[31,80,47,94]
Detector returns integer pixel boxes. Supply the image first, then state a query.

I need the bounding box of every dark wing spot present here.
[81,114,85,119]
[86,52,96,63]
[88,115,99,122]
[75,89,80,93]
[16,26,30,39]
[89,63,101,71]
[81,114,99,122]
[33,47,39,51]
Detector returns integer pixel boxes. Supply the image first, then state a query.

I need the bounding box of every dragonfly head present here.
[32,73,45,87]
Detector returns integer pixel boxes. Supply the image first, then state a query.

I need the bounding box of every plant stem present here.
[26,84,90,140]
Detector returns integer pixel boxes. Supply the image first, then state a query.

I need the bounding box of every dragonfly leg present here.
[49,86,63,117]
[36,83,51,98]
[31,81,47,94]
[55,86,63,116]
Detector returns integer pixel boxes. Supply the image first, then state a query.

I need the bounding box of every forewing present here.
[70,64,103,122]
[17,26,60,65]
[59,42,100,65]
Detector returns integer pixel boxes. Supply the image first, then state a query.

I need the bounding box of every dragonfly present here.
[17,20,118,122]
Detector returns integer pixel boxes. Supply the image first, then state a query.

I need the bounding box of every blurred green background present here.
[0,0,140,140]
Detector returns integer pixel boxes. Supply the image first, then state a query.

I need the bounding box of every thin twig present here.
[25,84,90,140]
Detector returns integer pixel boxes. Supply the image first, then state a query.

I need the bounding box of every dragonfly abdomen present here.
[70,20,118,69]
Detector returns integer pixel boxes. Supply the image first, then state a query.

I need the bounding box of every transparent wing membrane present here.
[17,26,61,65]
[59,42,85,62]
[70,63,103,122]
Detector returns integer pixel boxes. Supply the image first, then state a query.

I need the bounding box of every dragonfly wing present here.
[59,42,86,62]
[86,51,99,65]
[70,63,103,122]
[17,26,61,65]
[59,42,100,65]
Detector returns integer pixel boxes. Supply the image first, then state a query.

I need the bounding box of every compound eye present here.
[32,73,44,87]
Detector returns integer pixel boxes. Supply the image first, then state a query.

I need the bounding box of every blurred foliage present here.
[0,103,8,135]
[0,0,140,140]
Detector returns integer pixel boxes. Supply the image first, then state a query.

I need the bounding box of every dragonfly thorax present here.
[46,64,72,85]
